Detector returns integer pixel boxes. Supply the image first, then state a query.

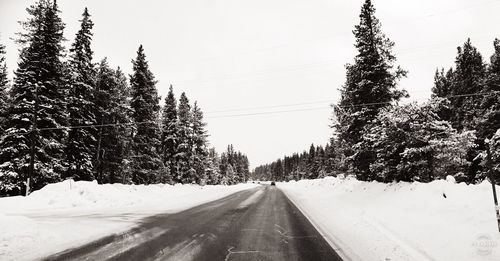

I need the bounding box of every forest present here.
[253,0,500,184]
[0,0,249,196]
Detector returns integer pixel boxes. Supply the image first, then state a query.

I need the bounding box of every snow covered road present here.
[0,180,258,260]
[43,185,341,261]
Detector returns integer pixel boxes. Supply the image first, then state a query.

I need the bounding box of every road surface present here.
[44,185,343,261]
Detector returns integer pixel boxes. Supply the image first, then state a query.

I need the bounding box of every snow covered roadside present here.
[0,180,258,260]
[279,176,500,261]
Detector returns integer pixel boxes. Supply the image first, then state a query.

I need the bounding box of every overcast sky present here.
[1,0,499,168]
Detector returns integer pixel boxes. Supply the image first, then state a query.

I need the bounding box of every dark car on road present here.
[271,181,276,186]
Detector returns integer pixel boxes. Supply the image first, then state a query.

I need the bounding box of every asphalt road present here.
[44,185,343,261]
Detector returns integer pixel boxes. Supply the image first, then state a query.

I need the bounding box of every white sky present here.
[1,0,499,168]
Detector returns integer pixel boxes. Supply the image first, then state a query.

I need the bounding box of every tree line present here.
[0,0,249,196]
[253,0,500,183]
[252,143,340,181]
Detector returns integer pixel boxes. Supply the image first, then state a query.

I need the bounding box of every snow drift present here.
[279,176,500,261]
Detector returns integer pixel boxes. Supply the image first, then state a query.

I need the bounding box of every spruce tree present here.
[431,68,454,121]
[160,85,179,183]
[478,39,500,142]
[191,102,208,184]
[333,0,407,180]
[94,59,132,184]
[0,40,9,134]
[0,0,67,195]
[449,39,486,131]
[176,92,193,183]
[129,45,164,184]
[65,8,96,181]
[205,148,221,185]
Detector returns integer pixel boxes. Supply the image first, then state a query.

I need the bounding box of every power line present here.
[208,91,500,118]
[206,99,335,114]
[206,107,331,119]
[35,121,157,132]
[21,90,500,131]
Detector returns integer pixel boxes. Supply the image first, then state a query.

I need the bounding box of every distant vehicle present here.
[271,181,276,186]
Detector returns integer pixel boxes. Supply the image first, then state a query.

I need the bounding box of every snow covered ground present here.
[0,180,258,260]
[280,176,500,261]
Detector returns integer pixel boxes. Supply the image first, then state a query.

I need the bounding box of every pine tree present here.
[129,45,164,184]
[307,144,317,178]
[333,0,407,180]
[175,92,192,183]
[0,0,68,196]
[94,59,133,184]
[478,39,500,142]
[65,8,96,181]
[0,40,9,134]
[205,148,221,185]
[449,39,486,131]
[431,68,454,121]
[160,85,179,183]
[489,129,500,176]
[191,102,208,184]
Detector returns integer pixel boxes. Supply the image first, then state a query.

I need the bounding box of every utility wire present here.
[206,107,331,119]
[206,99,335,114]
[26,90,500,131]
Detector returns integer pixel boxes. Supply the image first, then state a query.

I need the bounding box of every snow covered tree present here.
[205,148,221,185]
[434,39,488,181]
[431,68,454,121]
[0,0,68,196]
[432,68,454,98]
[217,145,249,184]
[306,144,318,179]
[431,129,476,181]
[65,8,96,181]
[0,40,9,134]
[478,39,500,143]
[160,85,178,183]
[365,103,434,182]
[489,129,500,176]
[129,45,164,184]
[364,99,476,182]
[449,39,486,131]
[94,59,133,184]
[175,92,192,183]
[190,102,209,184]
[333,0,407,180]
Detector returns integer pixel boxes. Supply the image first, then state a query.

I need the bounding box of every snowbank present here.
[279,176,500,261]
[0,180,257,260]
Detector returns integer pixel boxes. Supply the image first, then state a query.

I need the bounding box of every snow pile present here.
[279,176,500,261]
[0,180,257,260]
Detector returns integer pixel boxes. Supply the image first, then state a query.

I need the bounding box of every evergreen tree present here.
[0,40,9,133]
[449,39,486,131]
[65,8,96,181]
[160,85,178,183]
[205,148,221,185]
[94,59,133,184]
[333,0,407,180]
[175,92,192,183]
[191,102,208,184]
[307,144,317,178]
[431,68,454,121]
[129,45,164,184]
[489,129,500,176]
[0,0,67,196]
[478,39,500,142]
